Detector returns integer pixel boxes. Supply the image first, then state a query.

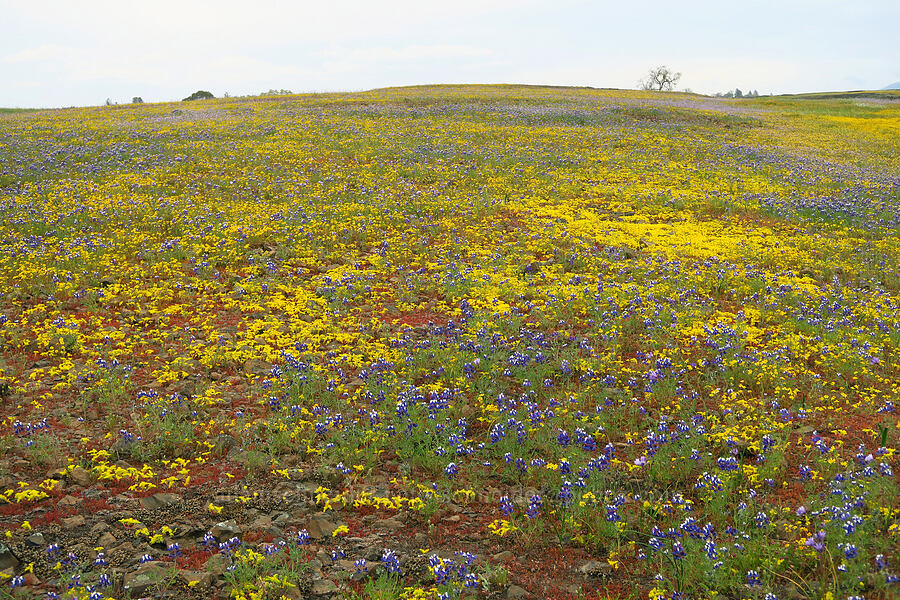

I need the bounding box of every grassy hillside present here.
[0,85,897,600]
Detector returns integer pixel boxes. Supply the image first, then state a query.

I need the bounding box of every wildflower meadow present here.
[0,85,898,599]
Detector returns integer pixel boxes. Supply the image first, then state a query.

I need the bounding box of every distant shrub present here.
[132,97,144,104]
[183,90,214,101]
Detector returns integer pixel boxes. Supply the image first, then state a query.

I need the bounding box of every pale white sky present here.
[1,0,898,108]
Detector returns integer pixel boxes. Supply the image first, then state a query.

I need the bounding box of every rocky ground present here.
[0,457,627,599]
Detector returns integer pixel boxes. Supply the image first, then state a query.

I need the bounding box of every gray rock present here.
[69,466,93,487]
[204,553,229,576]
[178,569,214,589]
[0,543,19,570]
[82,488,106,500]
[334,559,356,571]
[249,514,272,530]
[578,560,613,577]
[310,579,338,597]
[307,515,338,539]
[364,546,382,561]
[210,519,242,541]
[272,583,304,599]
[57,495,82,508]
[61,515,86,528]
[123,562,171,596]
[26,533,46,547]
[507,585,530,599]
[492,550,515,562]
[373,517,403,531]
[140,493,180,510]
[307,558,324,577]
[90,521,111,534]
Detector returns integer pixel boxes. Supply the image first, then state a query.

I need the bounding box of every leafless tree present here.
[639,66,682,92]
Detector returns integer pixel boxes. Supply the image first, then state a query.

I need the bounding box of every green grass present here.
[0,107,39,114]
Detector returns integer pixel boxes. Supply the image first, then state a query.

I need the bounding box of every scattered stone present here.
[179,569,214,589]
[97,532,117,547]
[69,466,93,487]
[210,519,242,541]
[204,553,229,576]
[373,517,403,531]
[61,515,86,528]
[334,559,356,571]
[250,514,272,530]
[578,560,613,577]
[113,542,136,562]
[364,547,382,561]
[140,493,180,510]
[271,583,304,599]
[57,495,82,508]
[123,562,170,596]
[243,358,273,375]
[307,558,324,578]
[0,543,19,570]
[307,515,339,539]
[91,521,111,534]
[310,579,338,597]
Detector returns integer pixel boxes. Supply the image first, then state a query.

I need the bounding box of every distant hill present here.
[783,89,900,101]
[883,82,900,90]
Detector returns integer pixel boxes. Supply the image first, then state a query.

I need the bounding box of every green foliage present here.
[183,90,214,101]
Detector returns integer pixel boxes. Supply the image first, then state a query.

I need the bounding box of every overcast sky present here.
[2,0,898,108]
